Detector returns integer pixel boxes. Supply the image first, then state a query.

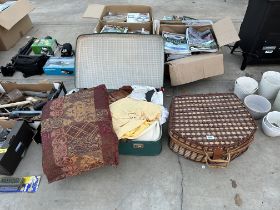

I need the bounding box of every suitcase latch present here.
[133,143,144,149]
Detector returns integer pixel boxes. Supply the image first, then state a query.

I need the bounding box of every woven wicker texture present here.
[75,34,164,89]
[169,93,257,167]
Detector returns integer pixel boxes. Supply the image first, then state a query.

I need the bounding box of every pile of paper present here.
[162,32,191,61]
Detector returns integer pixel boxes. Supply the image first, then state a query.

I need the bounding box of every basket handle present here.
[204,151,231,168]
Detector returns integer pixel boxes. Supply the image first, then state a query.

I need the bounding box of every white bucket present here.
[273,90,280,111]
[259,71,280,100]
[244,95,271,119]
[262,111,280,137]
[234,76,258,101]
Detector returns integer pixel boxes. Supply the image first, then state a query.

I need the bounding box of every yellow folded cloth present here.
[110,98,162,139]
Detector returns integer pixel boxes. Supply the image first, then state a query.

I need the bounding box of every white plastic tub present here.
[259,71,280,100]
[244,95,271,119]
[262,111,280,137]
[273,90,280,111]
[234,76,258,101]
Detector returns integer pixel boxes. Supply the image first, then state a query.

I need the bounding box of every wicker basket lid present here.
[169,93,257,148]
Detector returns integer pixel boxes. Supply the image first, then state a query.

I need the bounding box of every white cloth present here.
[128,85,168,125]
[160,107,169,125]
[128,85,163,105]
[134,121,161,141]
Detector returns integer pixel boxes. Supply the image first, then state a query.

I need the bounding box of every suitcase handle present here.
[204,151,231,168]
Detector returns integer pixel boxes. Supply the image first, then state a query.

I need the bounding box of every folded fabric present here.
[109,86,133,104]
[110,98,162,139]
[41,85,118,183]
[134,121,161,141]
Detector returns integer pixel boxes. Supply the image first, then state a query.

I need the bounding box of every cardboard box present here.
[0,0,34,51]
[0,82,67,144]
[83,4,153,34]
[43,57,75,76]
[157,17,240,86]
[31,38,57,54]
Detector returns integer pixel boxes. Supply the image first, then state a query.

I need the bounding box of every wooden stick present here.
[0,97,38,109]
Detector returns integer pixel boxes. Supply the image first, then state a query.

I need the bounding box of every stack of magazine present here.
[162,16,194,22]
[129,28,150,34]
[127,13,150,23]
[162,31,191,61]
[100,25,150,34]
[103,13,127,22]
[161,16,212,26]
[101,25,128,33]
[183,19,213,26]
[102,12,150,23]
[187,27,218,52]
[0,1,16,12]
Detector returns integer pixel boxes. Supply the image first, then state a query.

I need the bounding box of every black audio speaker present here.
[231,0,280,70]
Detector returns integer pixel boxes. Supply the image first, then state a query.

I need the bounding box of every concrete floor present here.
[0,0,280,210]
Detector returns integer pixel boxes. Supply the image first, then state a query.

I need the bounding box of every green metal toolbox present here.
[118,121,162,156]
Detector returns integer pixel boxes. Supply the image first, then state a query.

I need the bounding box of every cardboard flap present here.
[0,120,17,129]
[83,4,105,19]
[168,53,224,86]
[212,17,240,47]
[0,0,34,30]
[0,82,53,92]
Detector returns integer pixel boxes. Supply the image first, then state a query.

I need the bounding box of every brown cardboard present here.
[0,82,54,93]
[83,4,106,19]
[168,54,224,86]
[212,17,240,47]
[83,4,153,34]
[0,120,16,129]
[0,15,32,50]
[0,82,57,128]
[158,17,239,86]
[0,0,34,51]
[159,18,239,47]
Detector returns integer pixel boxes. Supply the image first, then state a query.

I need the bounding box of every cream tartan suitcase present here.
[75,33,164,89]
[75,33,164,156]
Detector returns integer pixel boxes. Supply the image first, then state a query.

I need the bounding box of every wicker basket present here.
[168,93,257,168]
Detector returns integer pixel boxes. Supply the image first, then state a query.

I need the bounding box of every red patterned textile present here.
[41,85,118,183]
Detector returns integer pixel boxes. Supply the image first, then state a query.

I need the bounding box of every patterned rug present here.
[41,85,118,183]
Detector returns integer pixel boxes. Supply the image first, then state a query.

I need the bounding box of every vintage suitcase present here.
[75,33,164,89]
[75,33,164,156]
[169,93,257,167]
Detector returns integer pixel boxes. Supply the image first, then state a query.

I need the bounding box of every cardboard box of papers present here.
[156,17,240,86]
[0,0,34,51]
[83,4,153,34]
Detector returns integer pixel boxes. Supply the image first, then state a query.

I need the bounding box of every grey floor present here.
[0,0,280,210]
